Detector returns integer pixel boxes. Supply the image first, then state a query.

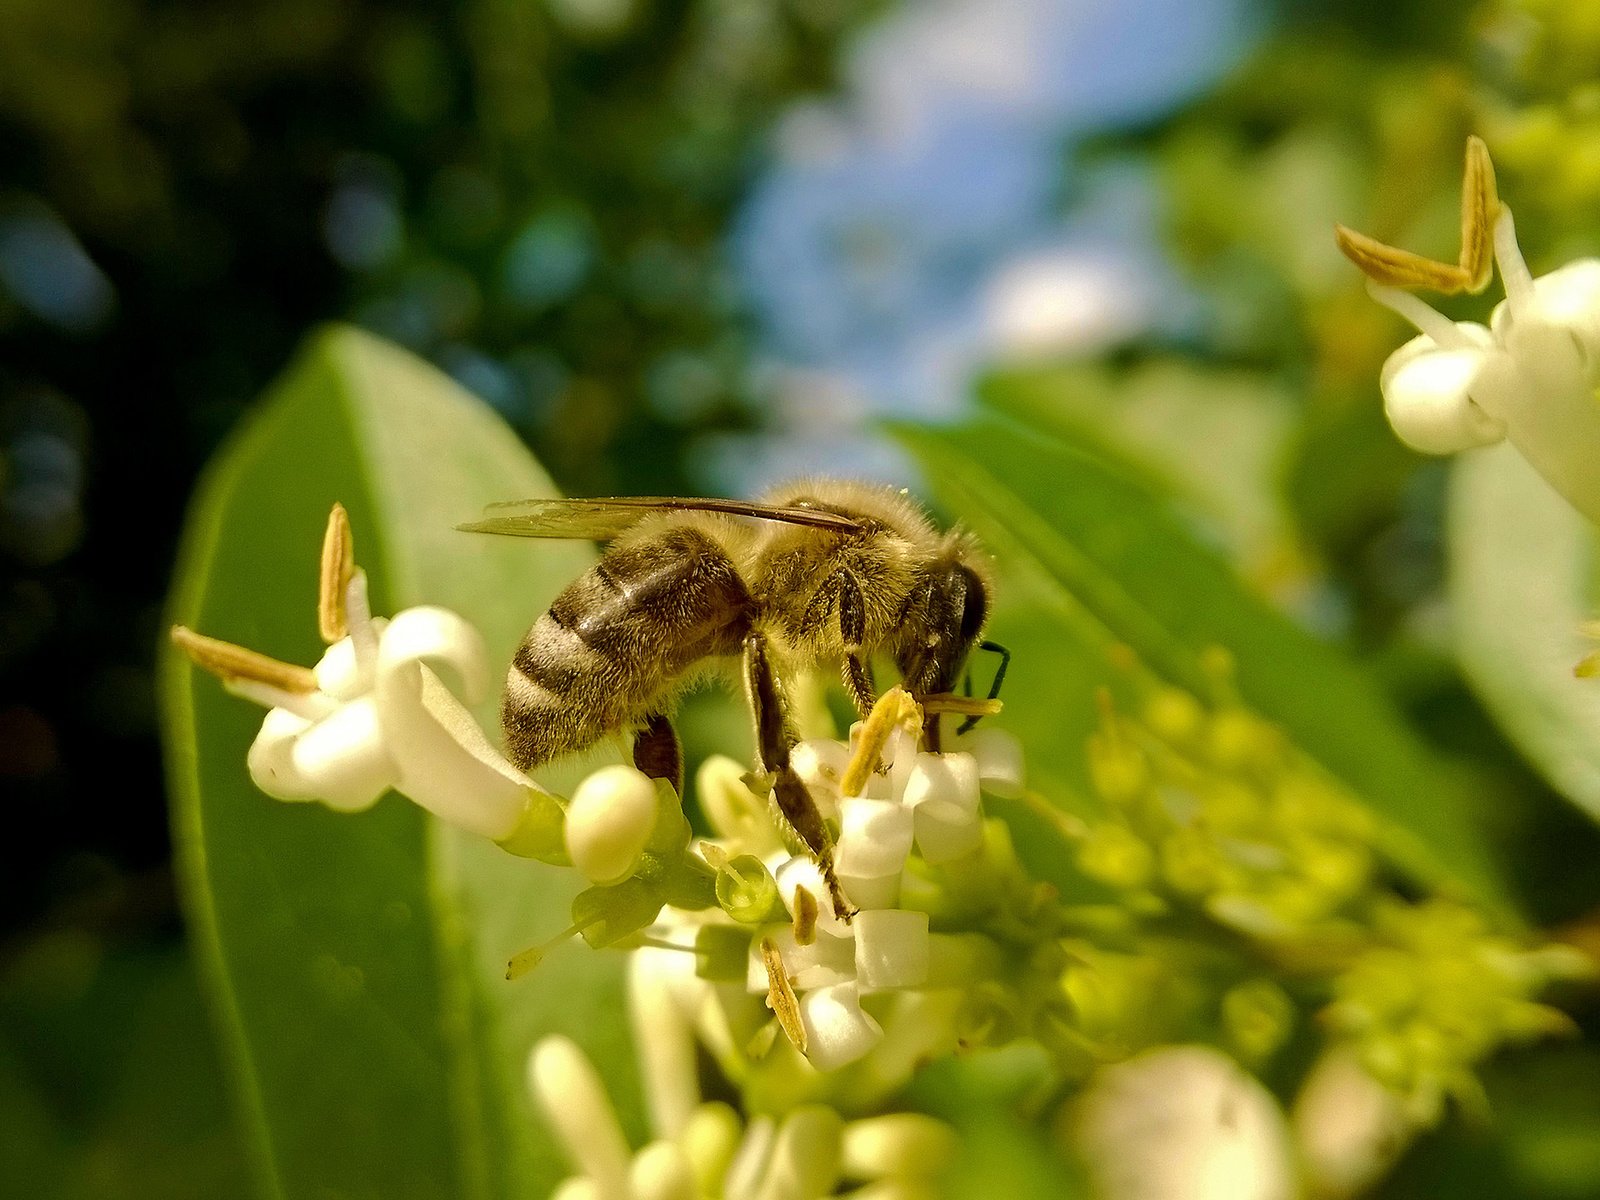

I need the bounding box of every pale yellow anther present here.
[170,625,318,694]
[318,502,356,643]
[1335,135,1502,295]
[1575,652,1600,680]
[792,885,819,946]
[761,937,807,1054]
[920,693,1004,718]
[842,686,922,797]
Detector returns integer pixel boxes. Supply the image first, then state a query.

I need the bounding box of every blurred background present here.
[7,0,1600,1194]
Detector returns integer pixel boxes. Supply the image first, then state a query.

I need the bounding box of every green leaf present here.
[161,326,636,1200]
[896,414,1509,912]
[1449,443,1600,821]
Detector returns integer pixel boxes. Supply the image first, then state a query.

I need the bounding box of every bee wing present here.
[457,496,868,541]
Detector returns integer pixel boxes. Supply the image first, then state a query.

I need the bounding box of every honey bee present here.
[460,479,997,914]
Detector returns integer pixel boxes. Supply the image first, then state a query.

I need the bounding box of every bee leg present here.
[743,630,856,921]
[837,571,877,719]
[632,712,683,797]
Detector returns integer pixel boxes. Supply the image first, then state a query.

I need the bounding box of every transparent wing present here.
[456,496,867,541]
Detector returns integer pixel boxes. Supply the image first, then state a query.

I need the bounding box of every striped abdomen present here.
[502,525,752,770]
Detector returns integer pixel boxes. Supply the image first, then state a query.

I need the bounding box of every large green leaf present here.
[161,326,635,1200]
[1449,443,1600,821]
[896,415,1508,912]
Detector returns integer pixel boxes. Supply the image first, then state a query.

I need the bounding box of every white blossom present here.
[173,505,552,843]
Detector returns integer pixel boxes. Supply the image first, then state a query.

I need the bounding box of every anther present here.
[318,502,356,643]
[1334,135,1501,296]
[760,937,807,1054]
[170,625,318,694]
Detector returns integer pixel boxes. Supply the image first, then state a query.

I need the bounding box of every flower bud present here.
[842,1114,959,1179]
[681,1103,742,1197]
[567,764,658,884]
[631,1140,697,1200]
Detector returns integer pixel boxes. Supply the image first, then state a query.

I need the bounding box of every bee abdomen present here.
[502,526,752,770]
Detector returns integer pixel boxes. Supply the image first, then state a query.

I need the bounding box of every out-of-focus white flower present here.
[1340,136,1600,524]
[172,503,555,844]
[1074,1046,1294,1200]
[532,954,961,1199]
[1291,1048,1418,1199]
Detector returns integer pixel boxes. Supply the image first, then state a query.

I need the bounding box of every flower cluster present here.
[1323,898,1591,1122]
[174,504,1594,1200]
[1077,673,1374,944]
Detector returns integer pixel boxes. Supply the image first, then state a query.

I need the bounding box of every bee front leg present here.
[743,630,856,921]
[632,712,683,797]
[837,570,877,719]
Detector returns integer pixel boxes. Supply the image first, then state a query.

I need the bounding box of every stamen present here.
[170,625,317,694]
[1459,134,1500,293]
[631,934,705,956]
[507,916,598,980]
[317,503,355,643]
[1333,136,1501,296]
[843,686,920,797]
[921,694,1004,718]
[1366,282,1476,350]
[1494,207,1535,311]
[345,570,380,672]
[792,886,819,946]
[761,937,807,1054]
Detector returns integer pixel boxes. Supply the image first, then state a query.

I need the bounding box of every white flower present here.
[173,503,551,843]
[1074,1046,1295,1200]
[1340,136,1600,524]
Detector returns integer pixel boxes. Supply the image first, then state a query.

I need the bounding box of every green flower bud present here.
[1077,822,1154,890]
[1222,978,1295,1064]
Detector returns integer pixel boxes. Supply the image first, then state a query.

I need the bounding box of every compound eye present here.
[957,567,988,646]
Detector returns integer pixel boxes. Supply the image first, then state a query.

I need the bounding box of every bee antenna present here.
[957,640,1012,735]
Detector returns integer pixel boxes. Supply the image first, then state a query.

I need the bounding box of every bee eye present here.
[957,568,988,645]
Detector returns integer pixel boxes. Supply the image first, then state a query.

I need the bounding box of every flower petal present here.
[965,727,1025,798]
[285,695,398,812]
[799,983,883,1072]
[1380,343,1506,455]
[376,656,535,839]
[854,909,929,990]
[246,707,317,802]
[835,797,914,880]
[378,605,491,705]
[312,617,389,699]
